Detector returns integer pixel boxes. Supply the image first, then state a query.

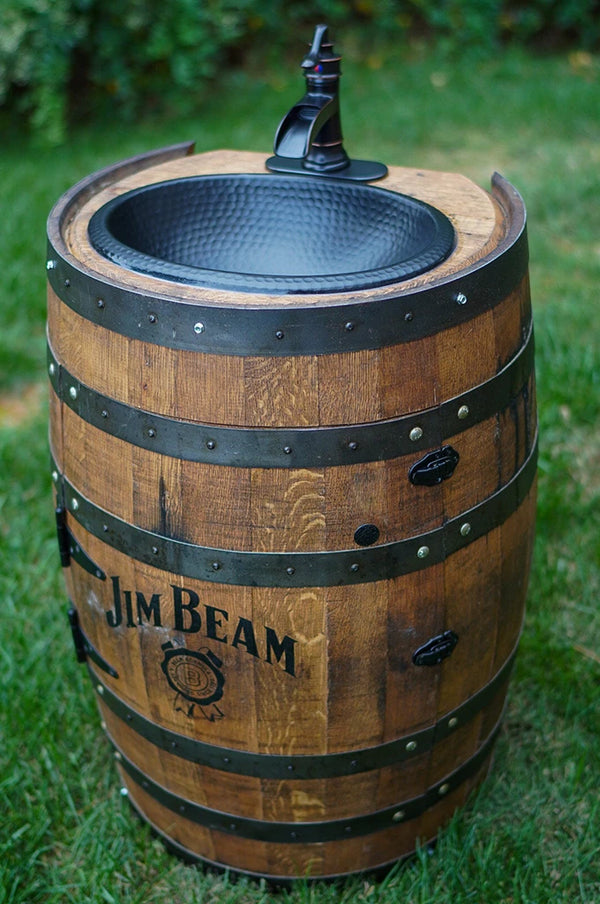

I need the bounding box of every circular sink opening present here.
[88,173,455,293]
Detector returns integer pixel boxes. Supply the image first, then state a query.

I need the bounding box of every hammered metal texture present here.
[88,174,455,293]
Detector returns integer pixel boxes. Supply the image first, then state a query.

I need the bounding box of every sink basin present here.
[88,173,455,294]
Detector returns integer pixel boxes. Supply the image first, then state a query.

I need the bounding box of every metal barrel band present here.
[45,187,527,356]
[114,718,501,844]
[91,643,516,779]
[50,436,537,588]
[128,815,423,884]
[47,326,534,468]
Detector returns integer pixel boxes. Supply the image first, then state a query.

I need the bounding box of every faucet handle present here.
[301,24,339,74]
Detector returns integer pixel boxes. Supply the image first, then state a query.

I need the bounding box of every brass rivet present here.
[460,522,471,537]
[417,546,429,559]
[405,740,418,752]
[438,782,450,796]
[458,404,470,419]
[409,426,423,442]
[448,717,459,729]
[392,810,405,822]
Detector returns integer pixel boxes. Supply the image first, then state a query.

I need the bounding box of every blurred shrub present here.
[1,0,598,143]
[0,0,252,143]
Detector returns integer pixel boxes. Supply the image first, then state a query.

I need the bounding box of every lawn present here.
[1,38,599,903]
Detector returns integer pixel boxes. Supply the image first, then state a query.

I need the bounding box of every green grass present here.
[1,38,599,904]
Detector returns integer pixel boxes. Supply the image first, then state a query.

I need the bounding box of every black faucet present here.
[266,25,388,182]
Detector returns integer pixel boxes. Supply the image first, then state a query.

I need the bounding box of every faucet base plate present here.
[265,155,388,182]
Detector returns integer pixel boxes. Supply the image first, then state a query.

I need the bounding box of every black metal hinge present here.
[55,506,106,580]
[67,606,119,678]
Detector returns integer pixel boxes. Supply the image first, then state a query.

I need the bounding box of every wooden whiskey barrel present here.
[47,145,537,881]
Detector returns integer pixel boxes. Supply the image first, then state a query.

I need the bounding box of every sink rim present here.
[87,173,456,294]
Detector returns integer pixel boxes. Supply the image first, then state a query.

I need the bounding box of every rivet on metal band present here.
[112,718,502,844]
[47,326,534,467]
[90,641,516,778]
[50,436,537,589]
[45,175,527,358]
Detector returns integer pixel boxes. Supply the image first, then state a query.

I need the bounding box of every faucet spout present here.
[266,25,388,182]
[273,95,340,162]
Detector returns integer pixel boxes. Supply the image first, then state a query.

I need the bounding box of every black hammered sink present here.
[88,173,455,294]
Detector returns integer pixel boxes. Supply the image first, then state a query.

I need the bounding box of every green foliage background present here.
[1,0,599,143]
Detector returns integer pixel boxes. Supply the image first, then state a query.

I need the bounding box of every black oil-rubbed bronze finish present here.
[114,718,501,844]
[46,172,527,355]
[47,326,534,467]
[52,436,537,588]
[90,641,517,779]
[266,24,388,182]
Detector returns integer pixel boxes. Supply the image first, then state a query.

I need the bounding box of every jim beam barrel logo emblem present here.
[161,642,225,721]
[101,575,298,718]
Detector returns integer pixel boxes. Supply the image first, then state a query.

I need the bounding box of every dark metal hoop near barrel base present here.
[47,26,536,885]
